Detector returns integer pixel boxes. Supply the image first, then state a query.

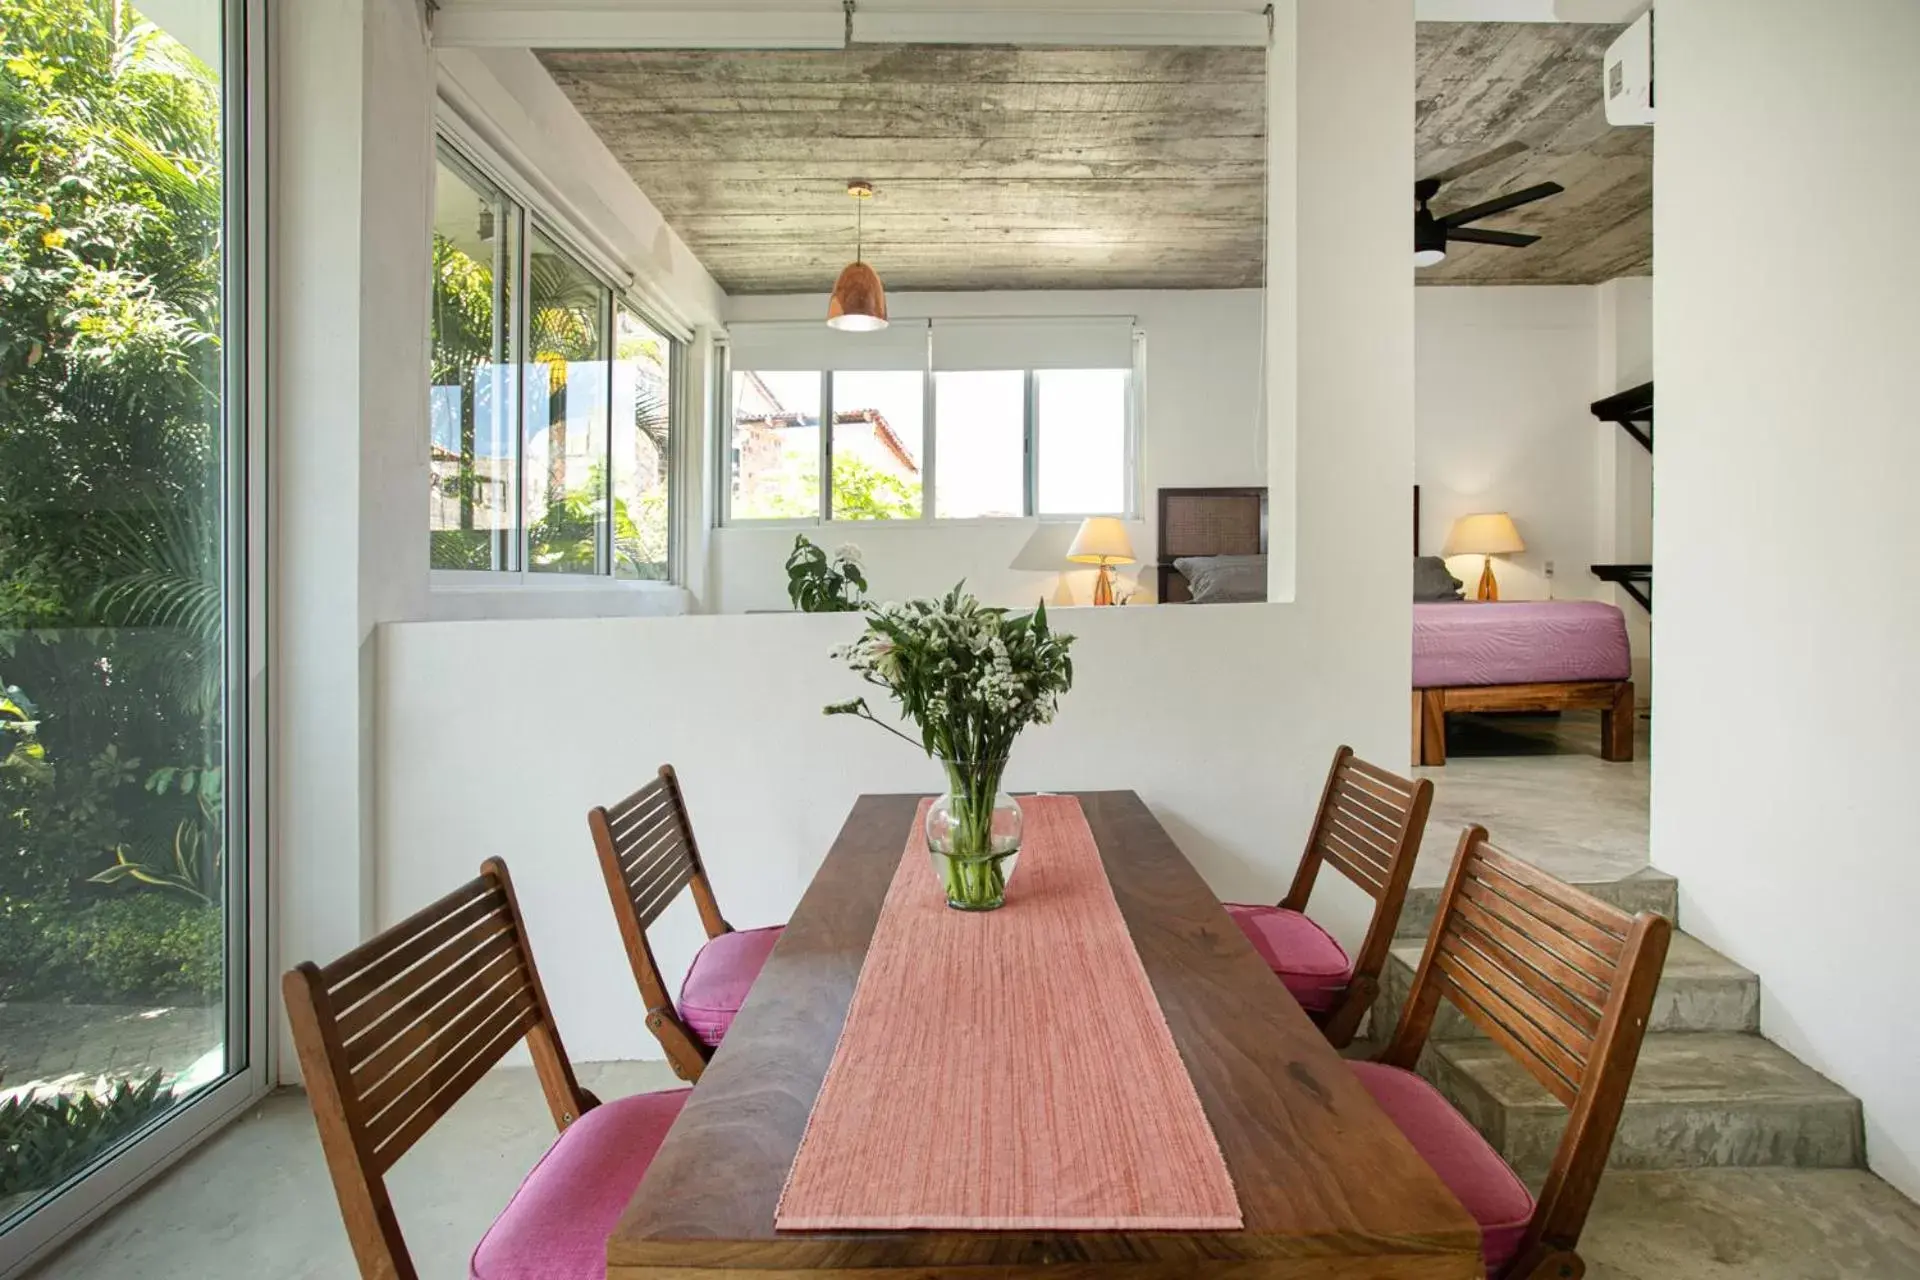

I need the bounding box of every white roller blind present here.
[726,319,930,372]
[931,317,1137,371]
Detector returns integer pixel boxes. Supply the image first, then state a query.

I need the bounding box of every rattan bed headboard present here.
[1156,487,1268,603]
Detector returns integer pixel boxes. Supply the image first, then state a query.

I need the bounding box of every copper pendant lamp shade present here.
[827,181,888,331]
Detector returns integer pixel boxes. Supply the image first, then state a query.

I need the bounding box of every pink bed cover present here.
[1414,600,1630,689]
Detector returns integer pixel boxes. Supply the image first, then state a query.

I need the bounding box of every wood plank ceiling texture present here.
[538,24,1650,294]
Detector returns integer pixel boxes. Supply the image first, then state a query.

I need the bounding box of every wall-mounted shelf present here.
[1591,381,1653,453]
[1591,563,1652,613]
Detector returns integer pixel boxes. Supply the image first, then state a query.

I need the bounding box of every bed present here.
[1155,486,1636,767]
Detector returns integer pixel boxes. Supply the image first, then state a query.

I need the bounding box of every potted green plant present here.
[786,535,867,612]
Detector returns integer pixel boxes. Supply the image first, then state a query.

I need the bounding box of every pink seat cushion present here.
[679,924,783,1047]
[1223,904,1353,1012]
[470,1088,689,1280]
[1348,1062,1534,1274]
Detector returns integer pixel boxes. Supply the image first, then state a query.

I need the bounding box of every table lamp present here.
[1444,512,1524,602]
[1066,517,1135,606]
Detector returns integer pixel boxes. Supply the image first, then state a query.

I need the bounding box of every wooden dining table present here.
[607,791,1482,1278]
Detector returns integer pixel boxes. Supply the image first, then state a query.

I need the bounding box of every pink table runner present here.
[775,795,1242,1232]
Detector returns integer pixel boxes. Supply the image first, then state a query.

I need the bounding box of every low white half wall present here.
[378,603,1395,1063]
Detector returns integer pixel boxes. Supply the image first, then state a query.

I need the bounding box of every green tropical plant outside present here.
[1,0,227,1003]
[829,455,921,520]
[735,453,923,522]
[429,226,674,578]
[0,1072,175,1197]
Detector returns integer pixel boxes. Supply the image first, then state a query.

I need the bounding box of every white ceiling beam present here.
[430,2,846,50]
[852,2,1270,47]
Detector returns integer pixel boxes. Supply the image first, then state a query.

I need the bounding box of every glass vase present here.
[925,759,1023,911]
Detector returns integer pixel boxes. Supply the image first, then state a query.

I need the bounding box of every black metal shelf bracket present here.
[1590,563,1652,614]
[1590,381,1654,454]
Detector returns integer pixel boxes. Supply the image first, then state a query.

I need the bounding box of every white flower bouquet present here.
[827,585,1075,909]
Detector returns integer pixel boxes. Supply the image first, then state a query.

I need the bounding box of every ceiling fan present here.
[1415,141,1565,268]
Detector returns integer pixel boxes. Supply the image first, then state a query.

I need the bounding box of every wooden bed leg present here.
[1601,681,1636,762]
[1414,689,1447,767]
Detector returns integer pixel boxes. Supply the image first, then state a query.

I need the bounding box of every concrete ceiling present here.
[1416,22,1653,285]
[540,24,1650,294]
[539,44,1268,294]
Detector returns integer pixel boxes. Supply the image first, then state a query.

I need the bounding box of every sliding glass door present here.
[0,0,262,1267]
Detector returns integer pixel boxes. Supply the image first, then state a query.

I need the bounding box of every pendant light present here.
[826,180,888,332]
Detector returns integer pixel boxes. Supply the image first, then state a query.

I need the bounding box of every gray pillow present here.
[1175,554,1268,604]
[1414,555,1465,602]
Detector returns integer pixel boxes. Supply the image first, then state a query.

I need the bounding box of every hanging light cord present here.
[855,192,864,264]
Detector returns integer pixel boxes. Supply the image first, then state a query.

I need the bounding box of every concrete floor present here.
[1412,709,1652,887]
[31,1060,1920,1280]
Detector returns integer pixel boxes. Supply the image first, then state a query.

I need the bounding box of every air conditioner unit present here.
[1604,10,1655,127]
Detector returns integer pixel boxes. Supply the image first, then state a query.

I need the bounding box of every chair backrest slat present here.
[590,764,734,1083]
[325,879,502,1020]
[283,858,592,1279]
[1382,825,1672,1274]
[355,964,537,1138]
[1301,750,1427,905]
[345,929,523,1098]
[1431,949,1589,1102]
[1416,834,1630,1103]
[633,860,697,930]
[619,820,685,877]
[1319,823,1391,896]
[608,790,679,845]
[1280,746,1434,1049]
[365,993,540,1174]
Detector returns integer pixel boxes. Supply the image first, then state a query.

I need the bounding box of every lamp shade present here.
[1066,517,1135,565]
[826,261,888,331]
[1444,512,1526,556]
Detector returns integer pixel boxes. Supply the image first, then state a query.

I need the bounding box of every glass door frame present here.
[0,0,271,1270]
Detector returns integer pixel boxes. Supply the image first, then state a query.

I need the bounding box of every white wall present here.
[269,1,726,1075]
[1595,275,1653,688]
[712,290,1266,613]
[272,0,435,1072]
[371,0,1415,1066]
[383,603,1394,1063]
[1414,283,1653,686]
[1416,287,1601,598]
[1655,0,1920,1200]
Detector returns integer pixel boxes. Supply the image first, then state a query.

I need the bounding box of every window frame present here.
[719,330,1143,528]
[0,0,274,1270]
[428,125,687,591]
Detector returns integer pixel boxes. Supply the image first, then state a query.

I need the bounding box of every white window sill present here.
[427,572,691,621]
[430,570,681,592]
[717,514,1135,531]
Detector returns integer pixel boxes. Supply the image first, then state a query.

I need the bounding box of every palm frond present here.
[84,503,217,619]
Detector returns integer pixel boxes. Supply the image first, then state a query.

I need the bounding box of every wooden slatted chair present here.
[1358,825,1672,1280]
[589,765,783,1082]
[1226,745,1434,1047]
[283,858,689,1280]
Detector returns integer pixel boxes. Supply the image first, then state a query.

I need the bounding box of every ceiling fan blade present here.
[1421,140,1529,187]
[1446,226,1541,248]
[1439,181,1566,228]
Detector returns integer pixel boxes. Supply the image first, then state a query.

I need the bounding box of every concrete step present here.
[1373,931,1760,1041]
[1415,1032,1864,1179]
[1395,865,1679,941]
